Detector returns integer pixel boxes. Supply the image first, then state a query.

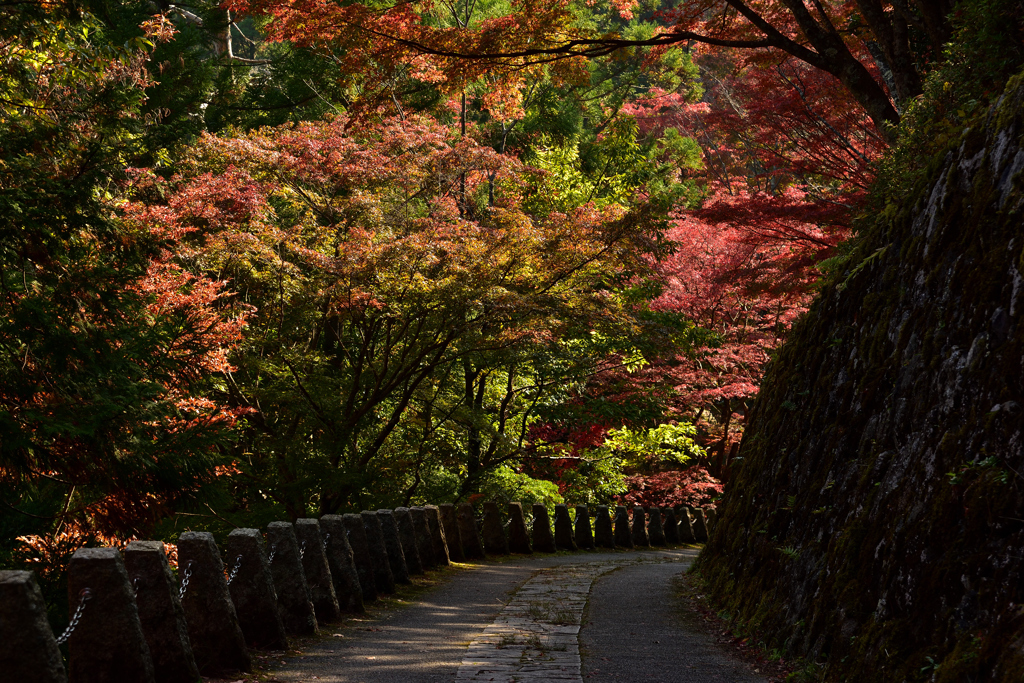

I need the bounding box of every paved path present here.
[268,550,767,683]
[581,560,767,682]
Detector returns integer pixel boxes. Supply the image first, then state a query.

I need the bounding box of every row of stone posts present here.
[0,502,711,683]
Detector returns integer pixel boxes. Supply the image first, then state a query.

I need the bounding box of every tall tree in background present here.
[0,5,246,568]
[141,114,674,516]
[227,0,958,137]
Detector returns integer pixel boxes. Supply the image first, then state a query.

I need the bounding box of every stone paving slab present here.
[454,556,678,683]
[265,549,767,683]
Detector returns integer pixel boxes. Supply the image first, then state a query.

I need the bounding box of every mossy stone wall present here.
[696,70,1024,682]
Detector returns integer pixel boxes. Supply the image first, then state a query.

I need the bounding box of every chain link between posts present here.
[268,543,277,564]
[299,540,306,560]
[178,561,193,600]
[56,588,91,646]
[227,554,242,585]
[322,533,330,553]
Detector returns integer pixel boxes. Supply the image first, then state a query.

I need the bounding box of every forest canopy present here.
[3,0,1020,592]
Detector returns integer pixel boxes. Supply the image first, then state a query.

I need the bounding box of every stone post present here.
[224,529,288,650]
[424,505,451,566]
[705,507,717,535]
[677,507,697,543]
[360,511,396,594]
[439,503,466,562]
[506,502,532,554]
[410,507,437,569]
[0,570,67,683]
[554,504,577,551]
[343,513,379,601]
[176,532,252,675]
[393,508,424,575]
[574,505,595,550]
[663,507,680,545]
[377,510,412,584]
[320,515,365,613]
[593,505,615,549]
[481,501,509,555]
[631,507,650,547]
[123,541,199,683]
[613,506,634,548]
[456,503,486,560]
[295,519,342,624]
[531,504,556,553]
[689,506,710,542]
[66,547,155,683]
[409,507,437,569]
[647,507,667,546]
[266,522,318,635]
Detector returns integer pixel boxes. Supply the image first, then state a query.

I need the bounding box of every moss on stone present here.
[695,67,1024,682]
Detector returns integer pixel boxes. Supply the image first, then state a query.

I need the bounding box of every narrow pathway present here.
[456,559,638,682]
[581,561,768,682]
[267,550,767,683]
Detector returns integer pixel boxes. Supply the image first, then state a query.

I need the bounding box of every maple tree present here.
[215,0,936,472]
[617,468,723,508]
[510,49,874,471]
[1,0,995,544]
[141,113,676,516]
[0,6,247,571]
[227,0,962,139]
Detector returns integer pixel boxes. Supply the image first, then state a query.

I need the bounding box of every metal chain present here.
[268,543,277,564]
[132,577,140,598]
[178,561,194,600]
[56,588,91,645]
[321,533,330,553]
[227,554,242,585]
[299,540,307,560]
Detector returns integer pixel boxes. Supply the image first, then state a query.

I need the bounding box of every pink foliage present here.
[617,467,723,508]
[619,52,875,423]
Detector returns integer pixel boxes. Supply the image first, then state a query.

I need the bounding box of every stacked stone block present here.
[224,529,288,650]
[554,504,577,551]
[507,502,532,554]
[631,507,650,547]
[361,511,397,593]
[378,509,412,584]
[343,513,379,602]
[320,515,365,613]
[481,501,509,555]
[574,505,595,550]
[295,518,342,624]
[393,508,424,575]
[123,541,200,682]
[0,570,67,683]
[65,547,155,683]
[614,506,634,548]
[647,507,667,546]
[439,503,466,562]
[424,505,451,566]
[410,507,437,569]
[594,505,615,549]
[531,504,556,553]
[177,532,252,675]
[266,522,318,636]
[457,503,486,560]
